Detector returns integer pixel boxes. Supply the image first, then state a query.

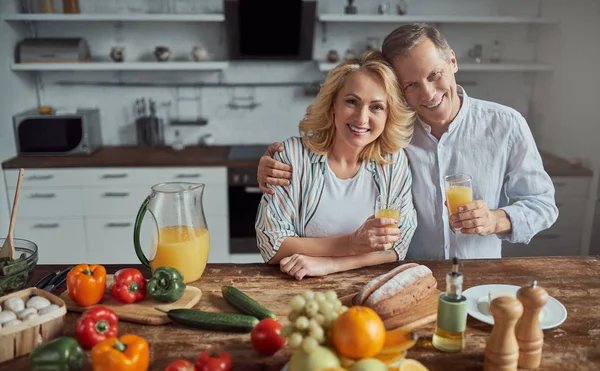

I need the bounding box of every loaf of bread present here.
[354,263,437,320]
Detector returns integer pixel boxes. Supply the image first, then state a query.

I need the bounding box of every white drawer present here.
[78,167,227,187]
[4,169,83,188]
[83,187,150,217]
[207,216,230,263]
[230,254,265,264]
[552,177,591,198]
[8,188,84,218]
[85,218,141,264]
[203,185,228,217]
[82,185,226,218]
[502,227,581,257]
[160,167,227,186]
[14,218,87,264]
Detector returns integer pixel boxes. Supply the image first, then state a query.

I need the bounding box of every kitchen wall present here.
[12,0,554,147]
[1,0,600,252]
[0,2,37,231]
[532,0,600,255]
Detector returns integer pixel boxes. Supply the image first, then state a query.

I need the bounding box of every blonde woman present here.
[255,50,417,280]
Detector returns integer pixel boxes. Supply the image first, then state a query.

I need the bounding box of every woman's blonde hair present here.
[299,50,414,164]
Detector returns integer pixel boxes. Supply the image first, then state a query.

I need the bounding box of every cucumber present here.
[221,285,277,320]
[156,308,259,333]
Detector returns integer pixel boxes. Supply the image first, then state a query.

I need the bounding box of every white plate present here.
[462,284,567,330]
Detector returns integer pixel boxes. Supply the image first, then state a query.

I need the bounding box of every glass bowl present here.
[0,238,39,297]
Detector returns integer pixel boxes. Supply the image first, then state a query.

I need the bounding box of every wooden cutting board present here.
[340,289,441,331]
[60,274,202,325]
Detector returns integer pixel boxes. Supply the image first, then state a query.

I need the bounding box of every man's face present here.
[391,38,460,127]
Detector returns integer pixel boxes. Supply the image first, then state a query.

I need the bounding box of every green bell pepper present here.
[147,266,186,303]
[29,336,84,371]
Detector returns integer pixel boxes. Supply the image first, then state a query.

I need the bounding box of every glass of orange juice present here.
[375,195,401,228]
[444,173,473,232]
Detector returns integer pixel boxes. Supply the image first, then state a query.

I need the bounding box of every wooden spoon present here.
[0,168,25,260]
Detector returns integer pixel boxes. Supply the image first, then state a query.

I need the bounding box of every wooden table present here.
[1,256,599,370]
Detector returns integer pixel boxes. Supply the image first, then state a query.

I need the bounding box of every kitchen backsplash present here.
[24,0,542,146]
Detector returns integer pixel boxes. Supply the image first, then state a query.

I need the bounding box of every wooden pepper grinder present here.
[515,280,549,369]
[484,296,523,371]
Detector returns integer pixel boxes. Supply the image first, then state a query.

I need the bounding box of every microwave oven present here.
[13,108,103,156]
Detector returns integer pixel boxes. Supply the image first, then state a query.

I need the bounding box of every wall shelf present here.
[3,13,557,25]
[10,62,230,71]
[2,13,224,22]
[317,61,554,72]
[317,14,558,24]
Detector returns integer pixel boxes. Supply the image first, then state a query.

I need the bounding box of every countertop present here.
[1,146,594,177]
[1,256,599,370]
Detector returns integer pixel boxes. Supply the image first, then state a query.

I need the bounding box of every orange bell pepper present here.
[67,264,107,307]
[91,334,149,371]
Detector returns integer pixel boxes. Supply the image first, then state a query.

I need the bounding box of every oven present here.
[228,166,263,255]
[226,142,273,259]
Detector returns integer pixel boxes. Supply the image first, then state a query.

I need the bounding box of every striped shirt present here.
[255,136,417,262]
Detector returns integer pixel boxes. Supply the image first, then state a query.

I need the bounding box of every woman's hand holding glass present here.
[349,215,401,254]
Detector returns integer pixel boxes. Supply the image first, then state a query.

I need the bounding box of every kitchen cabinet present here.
[14,218,87,264]
[502,176,591,257]
[3,167,230,264]
[590,200,600,256]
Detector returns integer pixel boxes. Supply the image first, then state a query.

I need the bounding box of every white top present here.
[304,160,379,238]
[405,86,558,260]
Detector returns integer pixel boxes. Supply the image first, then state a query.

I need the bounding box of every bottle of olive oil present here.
[432,257,468,352]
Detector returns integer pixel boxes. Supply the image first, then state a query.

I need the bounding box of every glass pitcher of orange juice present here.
[133,182,210,284]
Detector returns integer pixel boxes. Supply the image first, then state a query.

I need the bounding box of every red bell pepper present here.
[75,306,119,349]
[110,268,147,304]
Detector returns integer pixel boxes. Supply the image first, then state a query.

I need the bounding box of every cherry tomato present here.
[164,359,194,371]
[251,318,287,355]
[195,350,232,371]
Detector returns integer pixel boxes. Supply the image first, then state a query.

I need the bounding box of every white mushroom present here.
[24,312,39,321]
[38,304,60,316]
[0,311,17,325]
[4,297,25,313]
[26,296,51,311]
[17,308,37,320]
[3,319,22,328]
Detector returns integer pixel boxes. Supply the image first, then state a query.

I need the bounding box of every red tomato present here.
[164,360,195,371]
[195,350,232,371]
[251,318,287,356]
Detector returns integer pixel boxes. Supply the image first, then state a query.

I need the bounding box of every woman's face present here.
[332,70,389,151]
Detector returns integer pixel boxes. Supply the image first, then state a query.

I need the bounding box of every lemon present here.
[398,359,429,371]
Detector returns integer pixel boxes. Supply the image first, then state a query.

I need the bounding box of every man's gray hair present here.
[382,23,452,63]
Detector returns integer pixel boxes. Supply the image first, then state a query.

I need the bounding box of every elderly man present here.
[257,23,558,260]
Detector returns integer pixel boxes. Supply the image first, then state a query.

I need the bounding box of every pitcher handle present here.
[133,196,151,270]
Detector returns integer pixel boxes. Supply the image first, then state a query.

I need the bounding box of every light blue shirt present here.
[405,86,559,260]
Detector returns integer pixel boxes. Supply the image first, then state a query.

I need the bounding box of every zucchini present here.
[221,285,277,320]
[156,308,259,333]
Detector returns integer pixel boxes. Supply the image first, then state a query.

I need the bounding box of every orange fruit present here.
[398,359,429,371]
[373,351,406,366]
[383,329,418,351]
[331,306,386,359]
